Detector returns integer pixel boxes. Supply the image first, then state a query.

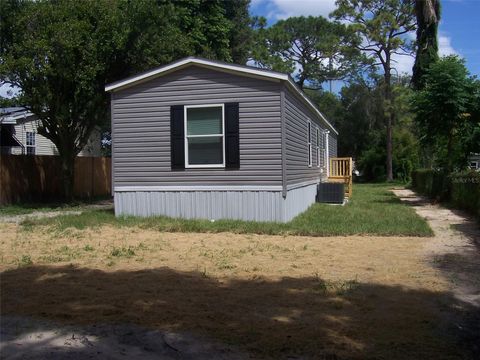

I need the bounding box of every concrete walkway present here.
[393,188,480,356]
[392,188,480,306]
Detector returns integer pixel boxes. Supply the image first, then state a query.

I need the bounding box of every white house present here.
[0,107,101,156]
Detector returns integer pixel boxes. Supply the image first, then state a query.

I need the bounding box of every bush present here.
[449,171,480,218]
[412,169,480,218]
[411,169,450,200]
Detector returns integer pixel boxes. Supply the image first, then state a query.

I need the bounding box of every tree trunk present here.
[297,76,305,90]
[384,67,394,181]
[59,146,76,202]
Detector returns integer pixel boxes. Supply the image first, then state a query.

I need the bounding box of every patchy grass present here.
[0,197,111,216]
[0,204,67,216]
[21,184,432,237]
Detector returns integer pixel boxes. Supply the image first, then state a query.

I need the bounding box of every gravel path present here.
[392,188,480,356]
[392,188,480,306]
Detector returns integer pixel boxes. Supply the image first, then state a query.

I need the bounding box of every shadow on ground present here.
[1,265,478,359]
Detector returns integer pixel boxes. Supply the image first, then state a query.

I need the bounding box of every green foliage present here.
[412,169,480,218]
[411,56,480,171]
[251,15,362,89]
[110,246,136,258]
[331,0,416,57]
[411,169,450,200]
[0,95,19,107]
[449,171,480,218]
[22,184,433,237]
[393,127,420,182]
[303,89,343,125]
[334,77,419,182]
[356,130,387,181]
[411,0,441,90]
[335,80,384,159]
[332,0,417,181]
[17,255,33,267]
[1,0,127,199]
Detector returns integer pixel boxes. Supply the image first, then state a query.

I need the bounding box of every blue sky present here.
[250,0,480,77]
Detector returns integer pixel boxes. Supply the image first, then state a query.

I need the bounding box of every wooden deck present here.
[328,157,353,197]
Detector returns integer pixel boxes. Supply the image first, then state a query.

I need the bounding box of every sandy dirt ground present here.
[0,189,479,359]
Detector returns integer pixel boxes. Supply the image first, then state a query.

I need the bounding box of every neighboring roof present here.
[0,106,35,124]
[105,57,338,135]
[0,107,26,115]
[0,106,34,125]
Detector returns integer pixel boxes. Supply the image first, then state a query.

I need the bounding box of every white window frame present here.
[316,127,320,168]
[184,103,225,169]
[307,121,312,167]
[26,131,36,155]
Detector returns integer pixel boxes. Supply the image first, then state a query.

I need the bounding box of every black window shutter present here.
[225,102,240,169]
[170,105,185,170]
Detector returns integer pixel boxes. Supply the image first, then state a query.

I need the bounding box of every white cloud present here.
[390,54,415,75]
[438,33,458,56]
[0,83,20,99]
[377,31,459,75]
[259,0,337,20]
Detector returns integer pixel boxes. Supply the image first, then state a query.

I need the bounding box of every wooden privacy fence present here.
[0,155,111,205]
[328,157,353,197]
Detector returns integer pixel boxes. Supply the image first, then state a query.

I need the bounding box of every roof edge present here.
[285,79,338,135]
[105,57,288,92]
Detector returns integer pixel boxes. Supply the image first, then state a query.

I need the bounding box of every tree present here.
[1,0,127,200]
[411,56,480,172]
[251,16,362,90]
[335,79,384,159]
[222,0,256,64]
[411,0,441,90]
[1,0,252,200]
[332,0,416,181]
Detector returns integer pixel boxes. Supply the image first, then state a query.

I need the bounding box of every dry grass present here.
[1,221,474,359]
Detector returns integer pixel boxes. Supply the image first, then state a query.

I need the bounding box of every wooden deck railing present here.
[328,157,353,197]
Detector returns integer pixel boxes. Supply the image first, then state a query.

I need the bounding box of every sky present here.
[1,0,479,98]
[250,0,480,77]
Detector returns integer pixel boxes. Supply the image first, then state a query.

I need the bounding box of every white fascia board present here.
[285,80,338,135]
[105,57,288,92]
[10,111,35,121]
[0,117,17,124]
[0,111,36,124]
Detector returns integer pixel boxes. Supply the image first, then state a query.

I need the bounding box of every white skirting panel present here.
[283,182,318,222]
[114,183,318,223]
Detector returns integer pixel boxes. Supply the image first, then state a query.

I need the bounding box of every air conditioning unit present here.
[316,182,345,204]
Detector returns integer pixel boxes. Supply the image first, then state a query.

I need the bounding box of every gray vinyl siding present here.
[329,132,338,158]
[284,86,328,186]
[112,65,283,187]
